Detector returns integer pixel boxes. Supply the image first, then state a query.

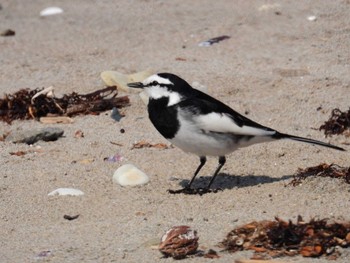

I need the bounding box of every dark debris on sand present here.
[289,163,350,186]
[220,216,350,260]
[0,87,129,124]
[319,108,350,137]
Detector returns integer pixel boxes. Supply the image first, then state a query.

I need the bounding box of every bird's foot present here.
[168,187,223,195]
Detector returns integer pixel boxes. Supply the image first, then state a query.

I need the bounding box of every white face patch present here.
[142,74,181,106]
[143,74,174,86]
[146,86,182,106]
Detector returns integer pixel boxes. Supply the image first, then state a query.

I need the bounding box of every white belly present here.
[169,118,272,157]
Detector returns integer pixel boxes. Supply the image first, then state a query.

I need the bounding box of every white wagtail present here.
[127,73,345,194]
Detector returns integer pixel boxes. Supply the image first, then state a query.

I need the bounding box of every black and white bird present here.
[127,73,345,194]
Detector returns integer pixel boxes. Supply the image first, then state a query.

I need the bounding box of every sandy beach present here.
[1,1,349,262]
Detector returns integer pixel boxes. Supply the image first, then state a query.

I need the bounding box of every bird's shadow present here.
[175,173,293,190]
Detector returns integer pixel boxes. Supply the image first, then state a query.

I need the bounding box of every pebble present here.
[40,7,63,16]
[307,15,317,21]
[111,107,124,121]
[48,188,84,196]
[5,127,64,144]
[0,29,15,37]
[113,164,149,186]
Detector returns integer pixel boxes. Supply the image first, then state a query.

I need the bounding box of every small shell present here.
[113,164,149,186]
[159,226,199,259]
[40,7,63,16]
[307,15,317,21]
[48,188,84,196]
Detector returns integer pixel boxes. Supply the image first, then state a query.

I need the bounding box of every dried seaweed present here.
[0,87,129,124]
[220,217,350,259]
[131,140,172,150]
[319,108,350,137]
[289,163,350,186]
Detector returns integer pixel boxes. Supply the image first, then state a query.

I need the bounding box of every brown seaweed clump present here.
[0,87,129,124]
[289,163,350,186]
[220,216,350,259]
[319,108,350,137]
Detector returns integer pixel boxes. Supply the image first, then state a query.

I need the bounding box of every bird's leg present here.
[187,156,206,188]
[168,156,206,195]
[205,156,226,190]
[187,156,226,195]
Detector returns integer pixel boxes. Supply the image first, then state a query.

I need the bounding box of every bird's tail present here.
[273,132,345,151]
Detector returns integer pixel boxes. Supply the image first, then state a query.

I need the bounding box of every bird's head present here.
[127,73,193,106]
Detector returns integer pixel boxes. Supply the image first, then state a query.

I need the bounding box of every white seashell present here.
[40,7,63,17]
[307,15,317,21]
[31,86,55,103]
[113,164,149,186]
[48,188,84,196]
[258,4,281,11]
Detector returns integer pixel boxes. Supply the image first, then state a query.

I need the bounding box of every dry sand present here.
[0,1,349,262]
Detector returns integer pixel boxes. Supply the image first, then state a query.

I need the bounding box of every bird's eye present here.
[152,81,159,86]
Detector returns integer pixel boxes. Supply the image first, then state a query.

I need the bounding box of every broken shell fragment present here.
[128,70,153,83]
[100,70,153,92]
[159,225,199,259]
[101,71,129,91]
[113,164,149,186]
[40,7,63,16]
[48,188,84,196]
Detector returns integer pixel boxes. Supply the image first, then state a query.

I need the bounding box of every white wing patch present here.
[195,112,276,136]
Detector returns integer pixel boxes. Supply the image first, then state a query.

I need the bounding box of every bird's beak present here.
[127,82,144,89]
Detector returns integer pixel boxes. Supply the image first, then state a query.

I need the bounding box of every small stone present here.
[35,250,53,259]
[0,29,15,37]
[40,7,63,16]
[307,15,317,21]
[5,127,64,144]
[111,107,124,121]
[48,188,84,196]
[74,129,84,138]
[104,153,123,162]
[113,164,149,186]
